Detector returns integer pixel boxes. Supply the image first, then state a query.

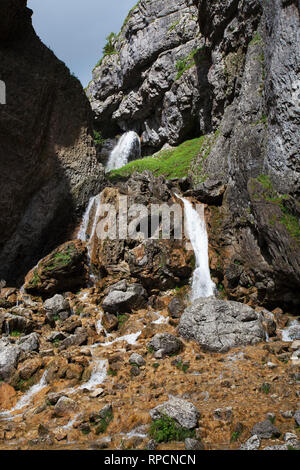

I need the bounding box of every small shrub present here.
[149,415,195,443]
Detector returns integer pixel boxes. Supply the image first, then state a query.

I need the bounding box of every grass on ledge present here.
[107,136,207,181]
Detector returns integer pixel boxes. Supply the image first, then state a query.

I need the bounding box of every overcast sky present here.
[28,0,137,87]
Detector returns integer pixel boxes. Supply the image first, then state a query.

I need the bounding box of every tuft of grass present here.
[107,368,117,377]
[149,415,195,443]
[250,31,262,46]
[108,137,207,181]
[95,409,114,435]
[117,314,128,329]
[10,330,22,337]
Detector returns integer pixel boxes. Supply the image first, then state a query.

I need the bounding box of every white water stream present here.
[106,131,141,172]
[177,195,215,300]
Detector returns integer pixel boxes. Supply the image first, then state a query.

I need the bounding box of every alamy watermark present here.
[87,196,205,247]
[0,80,6,104]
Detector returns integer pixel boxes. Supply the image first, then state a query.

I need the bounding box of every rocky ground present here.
[0,274,299,450]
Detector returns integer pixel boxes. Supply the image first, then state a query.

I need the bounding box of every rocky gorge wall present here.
[88,0,300,312]
[0,0,105,284]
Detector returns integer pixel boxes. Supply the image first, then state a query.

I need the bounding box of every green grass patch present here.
[108,137,207,181]
[117,314,129,329]
[250,31,262,46]
[10,330,22,337]
[149,415,195,443]
[107,368,117,377]
[95,409,114,435]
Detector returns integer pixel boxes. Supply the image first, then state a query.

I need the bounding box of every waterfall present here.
[77,193,102,281]
[177,195,215,301]
[106,131,141,172]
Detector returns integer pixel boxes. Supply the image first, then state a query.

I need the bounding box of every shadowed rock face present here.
[0,0,105,284]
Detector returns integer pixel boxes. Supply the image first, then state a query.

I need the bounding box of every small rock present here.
[54,396,78,416]
[147,333,183,358]
[150,397,200,429]
[284,432,300,448]
[129,353,146,367]
[54,428,68,441]
[294,410,300,426]
[18,333,40,352]
[131,365,141,376]
[240,435,261,450]
[90,388,104,398]
[251,419,281,439]
[267,362,278,369]
[46,392,64,405]
[168,297,184,318]
[213,407,233,423]
[44,294,70,316]
[146,439,157,450]
[185,438,204,450]
[281,410,294,419]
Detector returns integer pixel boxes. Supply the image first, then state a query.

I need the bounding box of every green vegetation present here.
[117,314,128,329]
[251,174,300,240]
[152,363,160,371]
[147,345,155,354]
[175,48,204,80]
[103,32,117,56]
[29,269,41,288]
[10,330,22,337]
[108,137,207,181]
[175,360,189,373]
[149,415,196,443]
[94,32,118,69]
[250,31,262,46]
[168,19,180,32]
[95,409,114,435]
[44,245,76,272]
[231,431,241,442]
[261,382,271,394]
[93,130,105,147]
[16,376,36,392]
[107,368,117,377]
[122,2,139,29]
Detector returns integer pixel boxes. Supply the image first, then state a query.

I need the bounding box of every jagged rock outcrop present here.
[87,0,211,154]
[88,0,300,311]
[86,172,194,292]
[0,0,105,284]
[192,0,300,311]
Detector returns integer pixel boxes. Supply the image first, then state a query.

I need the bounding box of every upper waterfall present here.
[106,131,141,172]
[177,195,215,300]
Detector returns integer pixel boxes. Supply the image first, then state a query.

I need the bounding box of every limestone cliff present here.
[88,0,300,311]
[0,0,105,284]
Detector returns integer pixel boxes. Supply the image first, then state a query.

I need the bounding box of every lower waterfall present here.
[177,195,215,300]
[106,131,141,172]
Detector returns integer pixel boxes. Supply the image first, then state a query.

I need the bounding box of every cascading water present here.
[177,195,215,301]
[106,131,141,172]
[77,193,102,281]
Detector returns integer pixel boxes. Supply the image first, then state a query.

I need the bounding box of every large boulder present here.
[0,338,21,382]
[178,298,265,352]
[24,240,88,297]
[150,397,200,430]
[102,282,147,313]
